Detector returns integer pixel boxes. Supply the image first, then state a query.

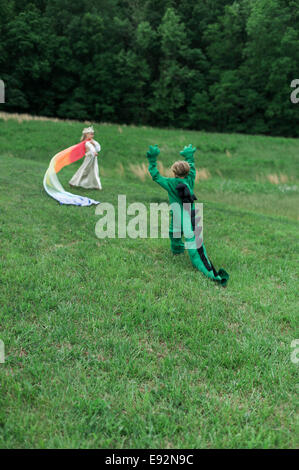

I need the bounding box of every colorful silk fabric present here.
[43,141,100,206]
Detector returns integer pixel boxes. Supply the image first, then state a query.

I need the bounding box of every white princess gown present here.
[69,139,102,190]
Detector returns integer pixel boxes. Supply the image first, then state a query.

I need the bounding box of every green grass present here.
[0,115,298,448]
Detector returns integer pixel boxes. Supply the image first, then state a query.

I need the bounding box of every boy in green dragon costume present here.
[146,144,229,287]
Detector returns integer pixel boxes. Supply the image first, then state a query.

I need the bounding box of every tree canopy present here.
[1,0,298,136]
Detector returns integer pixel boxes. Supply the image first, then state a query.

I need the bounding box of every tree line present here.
[0,0,298,136]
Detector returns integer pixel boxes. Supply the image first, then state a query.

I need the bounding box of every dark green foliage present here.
[0,0,298,135]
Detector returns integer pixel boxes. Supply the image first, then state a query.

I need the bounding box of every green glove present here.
[180,144,196,158]
[146,145,160,159]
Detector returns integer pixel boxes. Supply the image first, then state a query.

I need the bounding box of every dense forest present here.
[0,0,298,136]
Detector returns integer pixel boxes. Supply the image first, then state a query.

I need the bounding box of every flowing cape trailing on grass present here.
[43,141,100,206]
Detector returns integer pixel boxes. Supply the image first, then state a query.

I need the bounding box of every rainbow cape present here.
[43,141,100,206]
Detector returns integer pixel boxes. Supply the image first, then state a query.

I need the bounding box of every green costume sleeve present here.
[180,144,196,189]
[146,145,169,191]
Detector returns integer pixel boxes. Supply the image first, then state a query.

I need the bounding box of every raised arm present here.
[180,144,196,188]
[85,140,96,157]
[146,145,169,191]
[92,139,101,153]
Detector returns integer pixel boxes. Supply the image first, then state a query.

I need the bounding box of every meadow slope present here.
[0,115,298,448]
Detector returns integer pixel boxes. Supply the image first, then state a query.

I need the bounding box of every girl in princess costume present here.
[43,126,102,206]
[69,126,102,190]
[146,144,229,287]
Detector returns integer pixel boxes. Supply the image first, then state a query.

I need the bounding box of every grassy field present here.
[0,113,298,448]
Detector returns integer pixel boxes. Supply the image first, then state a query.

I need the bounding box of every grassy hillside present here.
[0,113,298,448]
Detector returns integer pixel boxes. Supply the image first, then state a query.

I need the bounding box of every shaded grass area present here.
[0,115,299,180]
[0,116,298,448]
